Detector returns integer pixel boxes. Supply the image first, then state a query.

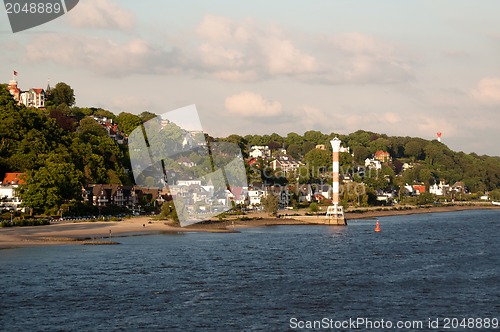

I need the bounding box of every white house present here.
[271,156,303,176]
[365,158,382,170]
[177,179,202,186]
[20,88,46,108]
[429,180,449,196]
[249,146,271,159]
[248,190,265,206]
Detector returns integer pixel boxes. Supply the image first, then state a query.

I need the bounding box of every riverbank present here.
[1,203,499,249]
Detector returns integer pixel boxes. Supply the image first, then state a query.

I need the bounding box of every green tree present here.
[139,111,158,123]
[287,143,302,159]
[159,201,179,224]
[78,117,107,137]
[285,132,304,147]
[352,146,370,165]
[47,82,75,107]
[309,202,319,213]
[18,157,83,214]
[417,192,434,205]
[115,112,143,135]
[261,193,279,216]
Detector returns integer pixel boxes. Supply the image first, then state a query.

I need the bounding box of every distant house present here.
[82,184,162,208]
[374,150,391,163]
[177,156,196,168]
[177,179,202,186]
[249,146,271,159]
[402,162,413,171]
[226,187,247,205]
[247,157,258,167]
[314,184,331,200]
[376,191,394,202]
[271,155,303,176]
[296,184,313,203]
[8,80,21,102]
[339,146,350,154]
[451,181,465,194]
[0,173,25,211]
[429,180,449,196]
[316,144,350,154]
[267,185,290,208]
[365,158,382,170]
[8,80,46,108]
[20,88,46,109]
[1,173,25,186]
[412,185,426,195]
[248,189,265,206]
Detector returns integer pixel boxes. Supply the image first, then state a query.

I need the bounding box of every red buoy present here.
[374,220,381,232]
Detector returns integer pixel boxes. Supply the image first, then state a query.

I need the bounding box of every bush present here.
[1,220,12,227]
[309,202,319,213]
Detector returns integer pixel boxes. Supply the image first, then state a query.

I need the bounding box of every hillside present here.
[2,83,500,215]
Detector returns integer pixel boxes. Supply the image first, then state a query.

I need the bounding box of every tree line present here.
[2,81,500,216]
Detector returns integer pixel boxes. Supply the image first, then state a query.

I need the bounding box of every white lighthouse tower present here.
[325,137,346,225]
[437,132,442,143]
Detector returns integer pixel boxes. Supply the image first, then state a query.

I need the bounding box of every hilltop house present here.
[365,158,382,170]
[374,150,391,163]
[249,146,271,159]
[8,80,46,109]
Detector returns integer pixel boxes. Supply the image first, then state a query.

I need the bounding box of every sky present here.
[1,0,500,155]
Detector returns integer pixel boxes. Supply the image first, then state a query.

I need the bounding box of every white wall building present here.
[248,190,265,206]
[365,158,382,170]
[249,146,271,159]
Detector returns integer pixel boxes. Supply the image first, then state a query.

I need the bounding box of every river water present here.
[1,210,499,331]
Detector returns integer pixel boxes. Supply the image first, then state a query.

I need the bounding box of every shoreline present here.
[1,203,499,249]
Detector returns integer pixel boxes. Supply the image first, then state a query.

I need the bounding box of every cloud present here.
[194,15,414,84]
[195,15,322,82]
[224,91,282,117]
[23,34,180,77]
[66,0,135,30]
[108,95,154,113]
[21,14,414,84]
[471,78,500,105]
[383,112,401,124]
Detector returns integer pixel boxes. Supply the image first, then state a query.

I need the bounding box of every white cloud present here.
[224,91,282,117]
[471,78,500,105]
[195,15,322,82]
[383,112,401,124]
[21,14,414,84]
[23,34,179,77]
[319,33,414,84]
[194,16,414,84]
[66,0,135,30]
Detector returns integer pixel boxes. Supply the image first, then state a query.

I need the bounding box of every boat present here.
[492,201,500,206]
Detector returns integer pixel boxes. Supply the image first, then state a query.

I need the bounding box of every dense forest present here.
[2,82,500,215]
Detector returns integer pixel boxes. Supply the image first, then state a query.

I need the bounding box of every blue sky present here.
[1,1,500,155]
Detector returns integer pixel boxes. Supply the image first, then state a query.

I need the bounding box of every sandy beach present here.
[1,203,499,249]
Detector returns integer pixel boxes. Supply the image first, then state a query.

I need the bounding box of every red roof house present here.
[374,150,391,162]
[2,173,25,186]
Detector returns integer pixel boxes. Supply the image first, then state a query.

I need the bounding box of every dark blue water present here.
[1,210,499,331]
